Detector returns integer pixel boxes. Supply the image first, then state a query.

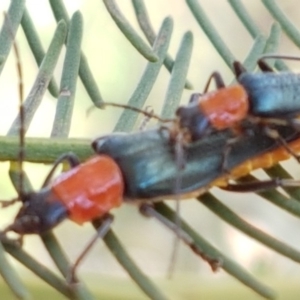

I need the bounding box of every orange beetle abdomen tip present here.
[199,85,249,130]
[51,155,124,224]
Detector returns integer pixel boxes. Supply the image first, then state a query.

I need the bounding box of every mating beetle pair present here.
[3,56,300,283]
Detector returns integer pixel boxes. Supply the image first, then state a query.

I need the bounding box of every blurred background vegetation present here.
[0,0,300,299]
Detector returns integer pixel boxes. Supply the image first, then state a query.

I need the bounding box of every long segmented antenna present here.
[167,131,186,277]
[4,12,25,199]
[87,102,175,124]
[138,106,154,131]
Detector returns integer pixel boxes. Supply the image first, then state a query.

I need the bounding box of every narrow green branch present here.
[154,202,276,300]
[21,8,59,97]
[263,22,281,54]
[242,35,266,71]
[230,35,266,85]
[186,0,235,68]
[8,20,67,135]
[0,0,25,75]
[264,165,300,200]
[0,242,30,300]
[239,175,300,216]
[40,233,94,300]
[228,0,260,38]
[262,0,300,48]
[93,220,169,300]
[103,0,158,62]
[49,0,104,107]
[0,136,92,163]
[200,193,300,264]
[226,1,289,72]
[161,31,193,118]
[263,22,289,71]
[132,0,193,89]
[3,241,71,298]
[51,11,83,137]
[114,17,173,132]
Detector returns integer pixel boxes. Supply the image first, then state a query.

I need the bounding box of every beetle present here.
[3,11,300,281]
[176,55,300,142]
[4,121,300,237]
[4,94,300,284]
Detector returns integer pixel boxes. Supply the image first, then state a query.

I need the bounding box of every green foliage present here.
[0,0,300,299]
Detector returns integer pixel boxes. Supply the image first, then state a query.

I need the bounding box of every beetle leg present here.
[41,152,81,188]
[66,214,114,284]
[223,178,300,193]
[220,135,242,174]
[264,127,300,162]
[139,203,221,272]
[203,71,226,93]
